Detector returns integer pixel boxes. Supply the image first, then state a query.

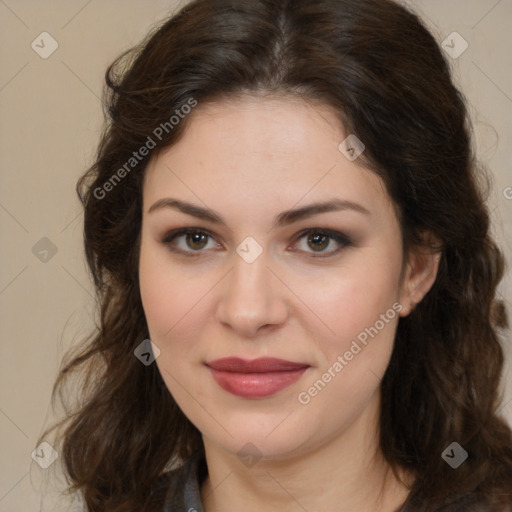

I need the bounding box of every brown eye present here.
[292,229,353,257]
[307,233,330,252]
[185,232,209,250]
[162,229,220,254]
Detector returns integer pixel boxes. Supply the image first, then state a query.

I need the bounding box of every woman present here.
[44,0,512,510]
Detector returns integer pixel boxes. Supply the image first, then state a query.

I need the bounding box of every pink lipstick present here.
[206,357,309,398]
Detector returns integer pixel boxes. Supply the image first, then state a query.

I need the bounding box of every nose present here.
[215,251,289,338]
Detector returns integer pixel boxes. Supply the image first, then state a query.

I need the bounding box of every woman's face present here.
[139,95,433,460]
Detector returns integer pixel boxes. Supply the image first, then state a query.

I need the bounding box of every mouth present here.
[205,357,310,398]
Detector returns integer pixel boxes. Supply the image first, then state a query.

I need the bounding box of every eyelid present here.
[161,227,216,244]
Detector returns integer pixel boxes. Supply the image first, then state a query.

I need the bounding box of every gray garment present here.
[161,450,207,512]
[157,451,500,512]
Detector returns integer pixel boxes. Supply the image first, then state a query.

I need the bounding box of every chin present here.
[201,411,320,462]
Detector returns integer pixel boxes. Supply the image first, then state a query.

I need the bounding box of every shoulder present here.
[398,458,512,512]
[400,490,512,512]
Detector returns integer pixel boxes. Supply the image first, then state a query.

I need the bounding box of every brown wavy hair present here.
[43,0,512,510]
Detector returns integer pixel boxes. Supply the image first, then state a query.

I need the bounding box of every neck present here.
[200,392,412,512]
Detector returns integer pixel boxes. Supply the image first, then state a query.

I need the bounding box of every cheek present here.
[139,253,175,339]
[295,269,401,430]
[292,250,403,404]
[296,256,401,342]
[139,242,210,342]
[139,247,208,401]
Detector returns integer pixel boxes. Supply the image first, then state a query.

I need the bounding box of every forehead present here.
[143,95,393,217]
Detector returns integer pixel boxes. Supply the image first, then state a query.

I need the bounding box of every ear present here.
[398,231,442,317]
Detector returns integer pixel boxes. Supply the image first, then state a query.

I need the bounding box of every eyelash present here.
[161,228,353,258]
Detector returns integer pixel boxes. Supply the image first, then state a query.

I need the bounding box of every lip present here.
[206,357,310,398]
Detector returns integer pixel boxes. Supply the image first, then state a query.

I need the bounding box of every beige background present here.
[0,1,511,510]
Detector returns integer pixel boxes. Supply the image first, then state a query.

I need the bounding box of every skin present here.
[139,94,440,512]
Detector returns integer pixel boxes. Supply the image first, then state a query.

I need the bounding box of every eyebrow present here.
[147,197,371,227]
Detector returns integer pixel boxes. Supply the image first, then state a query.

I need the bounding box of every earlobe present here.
[399,234,442,317]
